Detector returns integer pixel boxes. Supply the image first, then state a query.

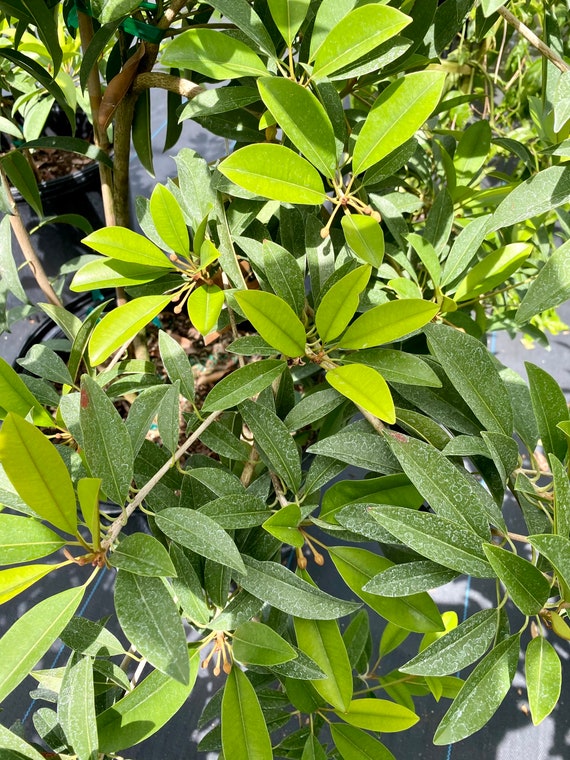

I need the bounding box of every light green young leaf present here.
[345,348,441,387]
[158,330,195,402]
[187,284,225,336]
[109,533,177,576]
[233,621,297,666]
[326,364,396,424]
[316,264,371,344]
[341,215,385,268]
[88,295,172,366]
[453,243,532,302]
[425,323,513,435]
[526,362,569,462]
[218,144,327,205]
[312,5,411,79]
[235,555,360,619]
[0,514,66,563]
[433,635,520,744]
[0,413,77,534]
[516,239,570,324]
[268,0,310,45]
[401,608,498,676]
[353,71,446,174]
[406,233,441,287]
[0,357,53,426]
[80,376,134,507]
[58,654,98,760]
[525,636,561,725]
[98,649,200,753]
[258,77,337,178]
[339,299,439,349]
[335,698,419,732]
[149,183,189,257]
[115,570,189,684]
[0,724,47,760]
[239,399,302,491]
[453,119,492,184]
[82,227,173,267]
[329,546,444,633]
[161,28,267,79]
[369,506,493,577]
[222,667,272,760]
[202,359,286,412]
[331,723,396,760]
[0,585,85,703]
[0,150,42,217]
[0,564,59,605]
[154,507,246,574]
[263,502,304,547]
[234,289,306,357]
[294,616,353,711]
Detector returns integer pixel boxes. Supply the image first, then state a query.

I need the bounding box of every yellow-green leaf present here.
[316,264,371,343]
[82,227,174,268]
[341,215,385,268]
[222,667,272,760]
[339,299,439,350]
[326,364,395,423]
[187,284,225,336]
[525,636,561,725]
[0,564,59,605]
[234,289,306,357]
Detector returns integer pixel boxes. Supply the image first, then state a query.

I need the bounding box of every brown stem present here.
[271,473,289,507]
[357,404,385,435]
[133,72,204,99]
[497,6,570,73]
[0,167,62,307]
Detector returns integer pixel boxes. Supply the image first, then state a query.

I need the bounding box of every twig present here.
[133,72,203,99]
[271,473,289,507]
[497,6,570,73]
[356,404,385,435]
[101,410,223,550]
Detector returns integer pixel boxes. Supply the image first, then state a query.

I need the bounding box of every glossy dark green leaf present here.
[233,621,297,666]
[262,239,306,315]
[0,413,77,534]
[526,362,569,461]
[525,636,561,725]
[179,86,260,120]
[263,503,304,547]
[109,533,177,577]
[132,89,154,176]
[345,349,440,387]
[401,608,497,676]
[236,555,360,619]
[203,359,286,412]
[316,265,371,344]
[221,667,272,760]
[322,472,422,524]
[155,507,245,574]
[516,239,570,324]
[284,388,344,431]
[339,299,439,350]
[60,617,124,658]
[425,323,513,435]
[1,149,42,217]
[434,635,520,744]
[200,493,269,529]
[528,534,570,599]
[115,570,189,684]
[97,649,200,753]
[329,546,443,633]
[203,0,276,55]
[326,364,396,424]
[239,399,302,492]
[125,385,170,456]
[331,723,396,760]
[58,654,98,760]
[369,506,492,577]
[80,375,134,507]
[0,514,66,563]
[364,560,458,597]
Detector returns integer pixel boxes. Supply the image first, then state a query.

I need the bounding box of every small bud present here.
[223,661,232,674]
[213,664,221,677]
[314,552,325,566]
[297,552,307,570]
[319,227,330,239]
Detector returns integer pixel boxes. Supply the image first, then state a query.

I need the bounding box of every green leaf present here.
[0,514,66,563]
[268,0,310,45]
[0,724,46,760]
[218,144,326,205]
[154,507,246,574]
[234,289,306,357]
[0,585,84,702]
[326,364,396,424]
[0,414,77,534]
[401,608,498,676]
[0,564,59,605]
[425,323,513,435]
[294,616,353,711]
[258,77,337,178]
[353,71,446,174]
[341,215,385,268]
[221,667,272,760]
[307,423,400,474]
[115,570,189,683]
[339,299,439,349]
[80,375,134,507]
[369,506,493,577]
[125,385,170,456]
[526,362,569,461]
[312,5,411,80]
[489,165,570,231]
[516,239,570,324]
[60,617,124,658]
[551,455,570,538]
[441,215,491,287]
[239,399,302,492]
[149,183,189,257]
[389,435,503,536]
[525,636,561,725]
[331,723,396,760]
[204,0,276,56]
[345,349,441,387]
[169,544,211,625]
[58,654,98,760]
[433,635,520,744]
[336,698,418,732]
[262,239,306,315]
[329,546,444,633]
[528,534,570,599]
[158,330,195,402]
[263,503,304,547]
[109,533,177,576]
[0,215,26,302]
[161,28,267,79]
[0,356,53,426]
[82,227,173,268]
[70,258,169,291]
[480,0,504,16]
[236,555,360,619]
[284,388,344,431]
[202,359,286,411]
[364,560,458,597]
[88,295,172,366]
[179,86,260,120]
[406,233,441,286]
[97,649,200,753]
[188,284,225,336]
[316,264,371,343]
[233,621,297,666]
[199,493,269,529]
[198,421,251,462]
[453,119,492,184]
[1,149,42,217]
[453,243,532,302]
